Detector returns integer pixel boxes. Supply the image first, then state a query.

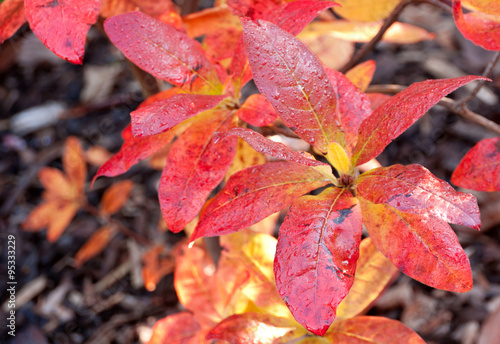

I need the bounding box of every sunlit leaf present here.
[326,316,426,343]
[333,0,401,22]
[453,0,500,50]
[159,110,237,233]
[352,76,488,166]
[225,138,266,180]
[359,196,473,292]
[462,0,500,15]
[183,6,241,38]
[148,312,203,344]
[214,128,326,167]
[24,0,100,64]
[275,188,362,335]
[191,162,332,241]
[345,60,376,92]
[452,137,500,191]
[74,225,116,267]
[242,18,342,152]
[236,94,278,127]
[336,237,398,321]
[357,164,481,229]
[0,0,25,43]
[327,142,351,175]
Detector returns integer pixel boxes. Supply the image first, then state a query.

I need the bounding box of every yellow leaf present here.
[462,0,500,15]
[327,142,351,175]
[345,60,376,92]
[334,0,401,22]
[226,138,266,181]
[298,32,354,70]
[74,225,116,267]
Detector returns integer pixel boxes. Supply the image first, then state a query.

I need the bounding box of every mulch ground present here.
[1,3,500,344]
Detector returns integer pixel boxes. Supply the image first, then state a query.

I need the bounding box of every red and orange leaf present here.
[228,0,283,18]
[352,76,488,166]
[191,162,332,242]
[366,93,391,112]
[74,225,116,267]
[207,313,296,343]
[93,125,176,184]
[274,188,362,335]
[104,12,220,89]
[326,316,426,343]
[229,38,252,94]
[357,164,481,230]
[159,111,237,233]
[47,201,80,242]
[345,60,376,92]
[462,0,500,15]
[359,197,473,292]
[183,6,241,38]
[147,312,203,344]
[99,180,134,216]
[131,94,226,137]
[22,200,58,232]
[325,67,372,155]
[0,0,25,43]
[204,28,241,62]
[142,245,175,292]
[453,0,500,50]
[24,0,100,64]
[214,128,326,167]
[39,167,76,200]
[452,137,500,191]
[63,136,86,196]
[242,19,342,152]
[336,237,398,321]
[236,94,277,127]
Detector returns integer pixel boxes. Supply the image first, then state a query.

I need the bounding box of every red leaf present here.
[0,0,25,43]
[207,313,296,343]
[214,128,326,167]
[148,312,202,344]
[452,137,500,191]
[228,0,282,18]
[236,94,277,127]
[131,94,226,137]
[325,67,372,155]
[352,76,488,166]
[359,197,473,292]
[159,111,237,233]
[453,0,500,51]
[242,19,342,152]
[191,162,332,241]
[92,125,176,184]
[24,0,100,64]
[104,11,220,89]
[230,38,252,94]
[274,188,362,335]
[326,316,426,343]
[357,164,481,230]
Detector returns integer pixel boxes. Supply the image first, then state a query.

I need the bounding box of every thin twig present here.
[458,51,500,105]
[366,84,500,135]
[339,0,414,73]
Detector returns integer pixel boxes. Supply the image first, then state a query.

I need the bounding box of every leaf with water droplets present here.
[274,187,362,335]
[191,162,331,241]
[214,128,326,167]
[359,196,473,292]
[25,0,100,64]
[452,137,500,191]
[242,18,343,152]
[131,94,226,137]
[159,110,237,233]
[453,0,500,50]
[0,0,25,43]
[352,76,489,166]
[357,164,481,230]
[104,11,220,89]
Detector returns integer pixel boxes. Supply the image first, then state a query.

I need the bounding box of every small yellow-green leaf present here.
[327,142,351,175]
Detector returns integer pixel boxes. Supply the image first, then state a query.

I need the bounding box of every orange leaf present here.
[345,60,376,92]
[142,245,175,292]
[100,0,176,19]
[327,316,426,343]
[99,180,134,216]
[63,136,86,196]
[462,0,500,15]
[46,201,80,242]
[38,167,76,200]
[336,237,398,321]
[183,6,241,38]
[74,225,116,267]
[148,312,204,344]
[0,0,25,43]
[22,200,58,232]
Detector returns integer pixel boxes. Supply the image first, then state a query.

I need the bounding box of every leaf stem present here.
[366,84,500,135]
[339,0,414,73]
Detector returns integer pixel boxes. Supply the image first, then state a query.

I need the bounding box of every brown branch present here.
[339,0,414,73]
[366,84,500,135]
